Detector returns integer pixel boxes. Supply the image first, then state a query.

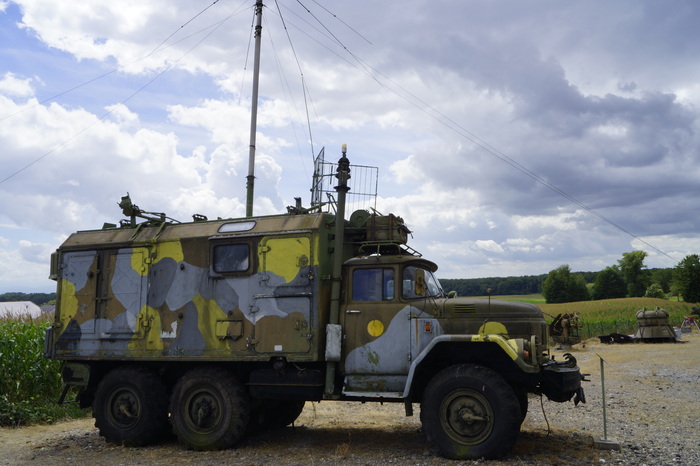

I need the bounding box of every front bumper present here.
[538,353,586,404]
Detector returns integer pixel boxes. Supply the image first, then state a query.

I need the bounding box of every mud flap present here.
[325,323,342,361]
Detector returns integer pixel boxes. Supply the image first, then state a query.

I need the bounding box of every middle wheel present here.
[170,367,250,450]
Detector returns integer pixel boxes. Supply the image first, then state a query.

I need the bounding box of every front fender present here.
[402,334,537,399]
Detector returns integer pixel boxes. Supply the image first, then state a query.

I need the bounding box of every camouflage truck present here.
[45,149,584,460]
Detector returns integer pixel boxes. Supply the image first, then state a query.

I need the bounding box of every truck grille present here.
[454,304,476,315]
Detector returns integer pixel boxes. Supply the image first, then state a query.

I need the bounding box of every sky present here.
[2,0,700,293]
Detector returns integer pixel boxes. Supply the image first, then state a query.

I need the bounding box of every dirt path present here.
[2,331,698,465]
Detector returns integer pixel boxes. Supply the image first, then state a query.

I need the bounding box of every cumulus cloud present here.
[0,72,37,98]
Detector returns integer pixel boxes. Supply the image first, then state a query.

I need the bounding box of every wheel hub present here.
[108,389,140,427]
[442,390,494,444]
[187,390,222,431]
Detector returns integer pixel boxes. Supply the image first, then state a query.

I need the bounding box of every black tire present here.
[420,364,521,460]
[92,366,168,446]
[516,389,528,425]
[169,367,250,450]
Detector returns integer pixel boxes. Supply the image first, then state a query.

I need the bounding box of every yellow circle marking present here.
[367,320,384,337]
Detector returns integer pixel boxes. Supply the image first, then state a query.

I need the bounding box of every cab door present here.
[341,265,411,393]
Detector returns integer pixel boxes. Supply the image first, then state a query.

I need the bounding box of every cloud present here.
[18,239,52,264]
[0,72,37,98]
[0,243,53,292]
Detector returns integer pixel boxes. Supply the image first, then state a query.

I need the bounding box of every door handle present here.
[346,310,361,314]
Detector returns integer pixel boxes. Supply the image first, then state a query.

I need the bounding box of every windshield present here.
[402,265,445,298]
[425,270,445,297]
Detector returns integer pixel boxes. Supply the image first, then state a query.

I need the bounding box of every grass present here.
[540,297,693,339]
[0,314,87,427]
[474,294,695,339]
[476,294,547,305]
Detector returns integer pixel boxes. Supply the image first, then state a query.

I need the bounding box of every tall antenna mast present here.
[246,0,264,217]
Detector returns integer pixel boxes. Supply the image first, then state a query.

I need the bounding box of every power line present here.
[0,1,242,125]
[280,3,675,263]
[1,5,243,185]
[273,0,315,158]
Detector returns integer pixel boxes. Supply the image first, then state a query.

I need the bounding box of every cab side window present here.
[352,268,394,301]
[213,243,250,273]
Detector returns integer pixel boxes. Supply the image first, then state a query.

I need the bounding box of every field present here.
[0,315,86,427]
[474,294,695,339]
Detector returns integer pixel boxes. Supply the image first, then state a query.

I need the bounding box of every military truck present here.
[45,148,584,460]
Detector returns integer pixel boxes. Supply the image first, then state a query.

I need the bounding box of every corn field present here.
[0,316,84,427]
[540,297,694,340]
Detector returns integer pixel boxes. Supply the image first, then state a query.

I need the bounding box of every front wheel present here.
[169,367,250,450]
[420,364,521,460]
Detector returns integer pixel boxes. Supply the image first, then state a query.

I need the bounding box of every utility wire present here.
[355,63,677,262]
[263,10,308,174]
[294,0,382,88]
[1,6,241,185]
[284,3,674,263]
[148,0,223,56]
[309,0,373,45]
[238,6,256,106]
[0,1,240,124]
[274,0,315,158]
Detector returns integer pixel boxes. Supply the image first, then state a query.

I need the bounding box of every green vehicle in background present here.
[45,147,584,460]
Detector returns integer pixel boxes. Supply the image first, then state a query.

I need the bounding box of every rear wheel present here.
[420,364,521,460]
[169,367,250,450]
[92,366,168,446]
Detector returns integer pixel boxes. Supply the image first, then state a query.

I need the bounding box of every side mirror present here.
[414,269,426,296]
[447,290,457,299]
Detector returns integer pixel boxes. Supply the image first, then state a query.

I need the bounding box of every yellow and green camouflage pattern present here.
[49,212,335,362]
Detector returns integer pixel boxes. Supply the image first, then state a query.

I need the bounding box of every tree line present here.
[441,272,597,297]
[0,292,56,306]
[441,251,700,304]
[542,251,700,304]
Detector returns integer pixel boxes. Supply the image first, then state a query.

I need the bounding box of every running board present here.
[341,391,403,399]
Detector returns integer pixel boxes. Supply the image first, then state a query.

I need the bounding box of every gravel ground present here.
[536,329,700,466]
[2,330,698,465]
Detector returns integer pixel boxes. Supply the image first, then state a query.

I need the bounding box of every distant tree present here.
[542,265,590,304]
[570,274,591,302]
[591,266,627,300]
[0,292,56,306]
[618,251,649,297]
[644,283,666,299]
[674,254,700,303]
[440,275,547,297]
[650,268,673,293]
[669,281,683,301]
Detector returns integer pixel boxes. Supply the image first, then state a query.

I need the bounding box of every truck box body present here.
[48,212,336,363]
